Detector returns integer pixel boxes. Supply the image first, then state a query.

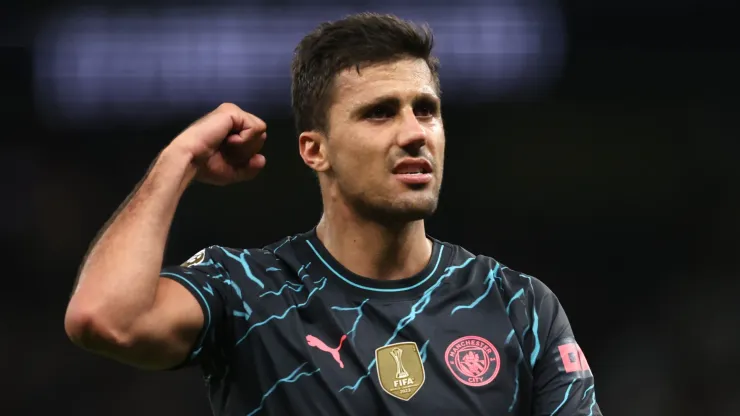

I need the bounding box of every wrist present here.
[155,145,198,192]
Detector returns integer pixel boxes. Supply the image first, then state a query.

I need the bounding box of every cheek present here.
[338,139,387,170]
[431,130,445,156]
[330,140,378,182]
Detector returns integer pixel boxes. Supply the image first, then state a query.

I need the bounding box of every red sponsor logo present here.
[558,342,590,373]
[306,334,347,368]
[444,336,500,387]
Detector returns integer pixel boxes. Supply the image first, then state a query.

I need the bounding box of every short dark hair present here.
[291,13,440,134]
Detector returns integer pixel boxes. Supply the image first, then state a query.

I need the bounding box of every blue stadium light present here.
[33,4,565,125]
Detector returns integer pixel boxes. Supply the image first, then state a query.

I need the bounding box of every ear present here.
[299,131,331,173]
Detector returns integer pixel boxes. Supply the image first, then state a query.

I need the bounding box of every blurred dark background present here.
[2,0,739,415]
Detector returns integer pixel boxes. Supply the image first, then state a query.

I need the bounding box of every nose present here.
[397,108,428,154]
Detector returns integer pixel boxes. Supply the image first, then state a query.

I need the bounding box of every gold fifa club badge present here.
[182,249,206,268]
[375,342,425,401]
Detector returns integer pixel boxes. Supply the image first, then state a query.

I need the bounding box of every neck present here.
[315,203,432,281]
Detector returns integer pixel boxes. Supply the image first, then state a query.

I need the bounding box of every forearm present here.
[66,146,196,342]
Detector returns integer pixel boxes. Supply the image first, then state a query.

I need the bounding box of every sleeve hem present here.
[159,272,211,370]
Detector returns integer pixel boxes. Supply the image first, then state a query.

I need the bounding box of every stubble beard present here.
[344,181,442,227]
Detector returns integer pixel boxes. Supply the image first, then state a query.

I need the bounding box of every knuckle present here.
[250,115,266,129]
[196,112,230,135]
[217,102,239,112]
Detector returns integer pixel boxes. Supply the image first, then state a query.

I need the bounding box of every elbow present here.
[64,303,134,352]
[64,304,181,371]
[64,306,99,349]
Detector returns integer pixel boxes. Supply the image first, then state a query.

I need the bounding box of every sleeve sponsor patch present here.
[557,342,590,373]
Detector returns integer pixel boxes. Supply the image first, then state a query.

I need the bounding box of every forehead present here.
[331,58,438,107]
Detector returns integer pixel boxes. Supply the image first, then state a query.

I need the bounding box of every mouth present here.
[392,158,433,185]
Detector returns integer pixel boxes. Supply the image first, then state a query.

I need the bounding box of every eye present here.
[414,101,438,118]
[365,105,396,120]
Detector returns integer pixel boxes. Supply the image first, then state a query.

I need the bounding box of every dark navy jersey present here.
[160,229,602,416]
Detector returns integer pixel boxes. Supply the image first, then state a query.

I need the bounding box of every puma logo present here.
[306,334,347,368]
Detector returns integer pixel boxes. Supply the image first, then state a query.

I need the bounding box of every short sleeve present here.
[530,283,603,415]
[159,246,235,372]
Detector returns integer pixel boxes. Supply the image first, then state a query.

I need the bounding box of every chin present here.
[355,194,439,224]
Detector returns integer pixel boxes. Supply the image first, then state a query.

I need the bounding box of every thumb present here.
[233,154,267,182]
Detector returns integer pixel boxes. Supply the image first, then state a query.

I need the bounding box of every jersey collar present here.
[300,228,452,301]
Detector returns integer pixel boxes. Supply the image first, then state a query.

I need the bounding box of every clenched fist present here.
[169,103,267,186]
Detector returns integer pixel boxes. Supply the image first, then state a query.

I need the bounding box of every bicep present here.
[112,278,205,370]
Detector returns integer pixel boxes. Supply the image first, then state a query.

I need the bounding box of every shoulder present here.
[185,244,280,267]
[184,238,297,286]
[436,238,555,301]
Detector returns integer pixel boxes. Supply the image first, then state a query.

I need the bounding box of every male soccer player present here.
[65,13,602,416]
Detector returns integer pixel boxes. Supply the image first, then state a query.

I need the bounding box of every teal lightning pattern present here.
[505,331,525,412]
[450,263,501,316]
[419,340,431,363]
[339,257,475,394]
[587,391,598,416]
[259,281,304,298]
[219,247,265,289]
[549,378,577,415]
[272,235,298,253]
[546,370,598,415]
[272,237,291,253]
[331,298,370,342]
[519,274,541,367]
[235,277,328,346]
[259,263,312,298]
[502,272,542,411]
[245,362,321,416]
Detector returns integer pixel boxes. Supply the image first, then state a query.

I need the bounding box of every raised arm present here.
[64,103,267,370]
